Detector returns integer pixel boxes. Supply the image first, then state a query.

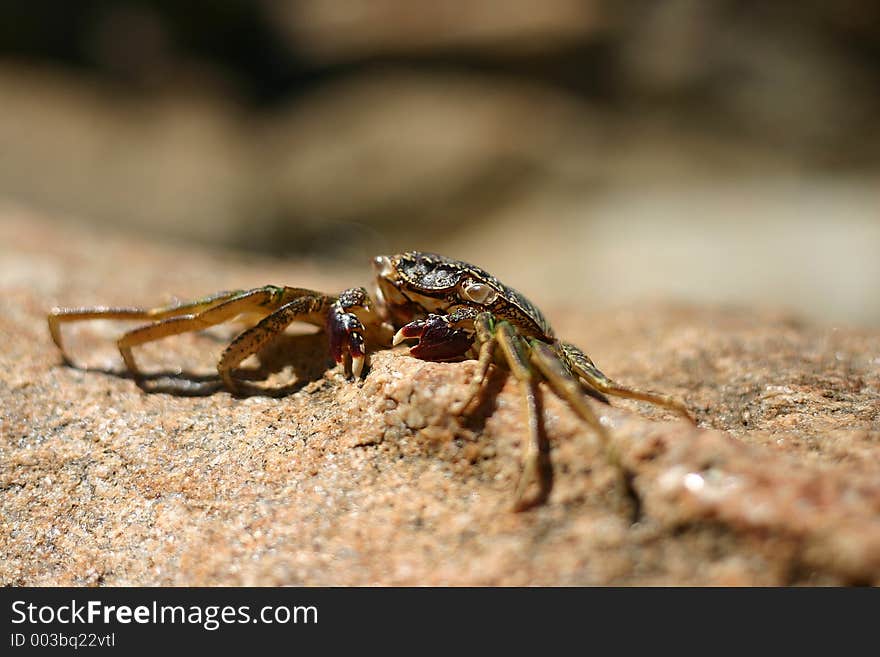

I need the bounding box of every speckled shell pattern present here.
[394,252,554,340]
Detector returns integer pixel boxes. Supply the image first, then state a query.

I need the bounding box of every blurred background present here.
[1,1,879,325]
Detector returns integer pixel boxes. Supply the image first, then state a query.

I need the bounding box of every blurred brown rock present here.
[266,0,604,61]
[256,71,600,250]
[2,208,878,585]
[0,64,599,255]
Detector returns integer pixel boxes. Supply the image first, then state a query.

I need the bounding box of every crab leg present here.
[453,312,496,414]
[48,282,378,390]
[48,289,247,360]
[529,340,638,511]
[112,287,313,380]
[529,341,611,445]
[493,321,552,511]
[216,286,378,387]
[325,287,377,379]
[217,294,335,391]
[561,342,694,422]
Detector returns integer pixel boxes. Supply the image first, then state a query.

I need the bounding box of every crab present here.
[48,251,693,510]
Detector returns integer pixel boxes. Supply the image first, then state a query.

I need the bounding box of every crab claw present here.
[350,354,364,378]
[327,303,367,378]
[392,320,427,346]
[393,314,474,361]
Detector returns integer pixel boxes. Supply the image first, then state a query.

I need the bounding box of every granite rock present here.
[2,209,878,585]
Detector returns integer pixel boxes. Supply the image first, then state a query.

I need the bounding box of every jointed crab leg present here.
[49,283,378,389]
[560,342,694,422]
[217,294,334,391]
[455,317,667,510]
[413,312,633,509]
[529,341,610,445]
[115,287,293,377]
[326,287,376,379]
[48,289,246,359]
[454,313,496,414]
[529,340,637,510]
[493,320,551,510]
[214,287,375,389]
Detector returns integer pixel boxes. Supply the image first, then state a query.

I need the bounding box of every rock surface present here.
[2,208,879,586]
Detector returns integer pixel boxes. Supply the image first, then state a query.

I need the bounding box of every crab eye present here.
[373,255,394,278]
[462,282,497,305]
